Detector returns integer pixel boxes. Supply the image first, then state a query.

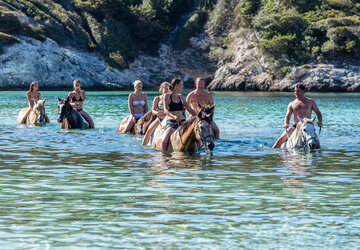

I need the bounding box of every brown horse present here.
[57,97,89,129]
[17,99,48,126]
[118,111,156,135]
[150,105,216,153]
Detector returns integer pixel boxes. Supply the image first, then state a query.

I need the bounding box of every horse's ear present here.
[297,115,304,123]
[312,116,316,123]
[209,104,216,113]
[57,97,62,102]
[34,100,38,105]
[197,102,203,109]
[66,96,70,103]
[43,98,46,103]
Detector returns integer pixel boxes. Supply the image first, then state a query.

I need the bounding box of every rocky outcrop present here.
[273,64,360,92]
[206,30,360,92]
[0,36,213,90]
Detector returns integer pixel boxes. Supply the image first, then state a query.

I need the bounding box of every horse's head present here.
[135,111,156,135]
[32,98,47,125]
[195,104,216,152]
[57,97,73,123]
[298,116,317,149]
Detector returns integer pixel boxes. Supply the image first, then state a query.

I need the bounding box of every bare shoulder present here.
[187,90,195,98]
[204,90,212,95]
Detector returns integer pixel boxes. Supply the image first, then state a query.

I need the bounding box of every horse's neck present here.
[290,126,304,147]
[178,121,199,151]
[66,111,79,128]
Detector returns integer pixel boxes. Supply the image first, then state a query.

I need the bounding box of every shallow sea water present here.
[0,91,359,248]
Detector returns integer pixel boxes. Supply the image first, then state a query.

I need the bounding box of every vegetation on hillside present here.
[0,0,215,67]
[208,0,360,77]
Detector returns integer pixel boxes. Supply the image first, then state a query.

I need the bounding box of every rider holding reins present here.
[273,84,323,149]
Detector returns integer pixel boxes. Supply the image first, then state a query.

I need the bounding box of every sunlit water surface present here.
[0,91,359,248]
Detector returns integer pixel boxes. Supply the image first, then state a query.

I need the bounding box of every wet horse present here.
[150,105,216,153]
[17,99,48,126]
[57,97,89,129]
[281,116,318,149]
[135,111,157,135]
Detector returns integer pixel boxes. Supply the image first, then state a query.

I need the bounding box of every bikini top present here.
[72,94,83,102]
[157,96,164,110]
[133,100,146,106]
[168,94,184,112]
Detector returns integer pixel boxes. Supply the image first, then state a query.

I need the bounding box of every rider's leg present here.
[211,121,220,139]
[161,127,175,150]
[80,110,94,128]
[142,119,160,146]
[272,127,295,148]
[44,113,50,123]
[21,108,32,124]
[123,117,135,133]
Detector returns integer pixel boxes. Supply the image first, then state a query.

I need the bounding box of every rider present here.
[19,81,50,124]
[121,80,148,133]
[273,84,323,148]
[142,81,170,146]
[161,78,197,150]
[68,79,95,128]
[186,77,220,139]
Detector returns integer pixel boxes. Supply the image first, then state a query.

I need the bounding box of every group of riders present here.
[17,78,323,150]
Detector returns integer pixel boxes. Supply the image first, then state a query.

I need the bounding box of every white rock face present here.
[0,36,137,89]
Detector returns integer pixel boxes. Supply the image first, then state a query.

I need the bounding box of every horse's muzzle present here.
[205,141,215,151]
[307,139,317,150]
[57,115,64,123]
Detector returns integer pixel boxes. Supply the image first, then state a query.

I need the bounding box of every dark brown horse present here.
[57,97,89,129]
[150,105,216,153]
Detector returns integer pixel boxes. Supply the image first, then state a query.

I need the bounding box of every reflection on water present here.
[0,91,359,248]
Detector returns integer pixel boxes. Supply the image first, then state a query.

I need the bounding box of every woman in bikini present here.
[68,79,95,128]
[142,81,170,145]
[118,80,148,133]
[161,78,196,150]
[17,81,50,124]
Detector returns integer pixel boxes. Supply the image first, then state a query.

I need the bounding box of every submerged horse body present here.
[57,97,89,129]
[17,99,48,127]
[150,105,216,153]
[281,116,318,149]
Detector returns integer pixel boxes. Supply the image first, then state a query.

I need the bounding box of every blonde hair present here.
[133,80,142,87]
[159,81,170,92]
[73,79,80,90]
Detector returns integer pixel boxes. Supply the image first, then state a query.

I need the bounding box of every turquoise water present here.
[0,91,360,248]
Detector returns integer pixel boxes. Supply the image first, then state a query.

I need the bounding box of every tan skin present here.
[186,78,220,139]
[68,80,95,128]
[161,81,197,150]
[142,83,170,146]
[273,87,323,148]
[22,82,50,123]
[123,82,148,133]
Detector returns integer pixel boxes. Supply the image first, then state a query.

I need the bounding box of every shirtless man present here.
[186,77,220,139]
[273,84,323,148]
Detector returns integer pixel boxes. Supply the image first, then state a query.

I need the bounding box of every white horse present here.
[281,116,318,149]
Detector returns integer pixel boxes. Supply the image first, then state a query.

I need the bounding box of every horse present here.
[135,111,157,135]
[57,97,89,129]
[281,116,318,149]
[118,111,156,135]
[17,99,48,126]
[149,105,216,153]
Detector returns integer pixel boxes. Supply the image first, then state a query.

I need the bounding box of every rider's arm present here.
[26,92,33,108]
[144,93,148,113]
[312,101,323,127]
[80,90,86,101]
[284,103,293,128]
[151,96,159,115]
[182,95,197,116]
[128,94,134,117]
[209,92,214,106]
[185,92,193,116]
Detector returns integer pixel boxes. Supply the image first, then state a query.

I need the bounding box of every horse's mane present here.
[294,118,314,138]
[178,116,197,135]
